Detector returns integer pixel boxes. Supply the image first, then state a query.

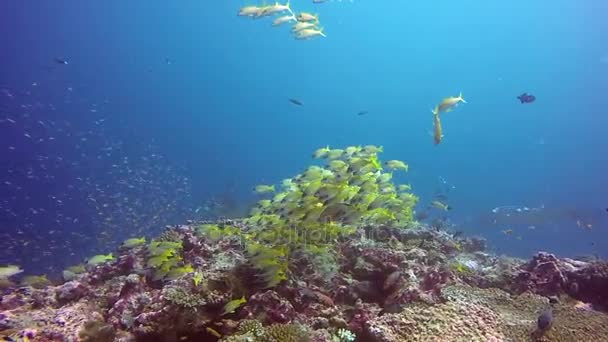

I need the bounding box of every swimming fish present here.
[222,296,247,315]
[54,58,68,65]
[0,265,23,279]
[289,98,303,106]
[254,185,276,194]
[431,200,451,211]
[238,5,265,17]
[294,28,326,40]
[86,253,114,266]
[357,111,369,116]
[121,237,146,248]
[312,146,330,159]
[433,113,443,145]
[517,93,536,104]
[433,92,466,114]
[272,14,296,27]
[292,21,317,32]
[362,145,383,154]
[385,160,408,171]
[296,12,318,23]
[261,1,292,16]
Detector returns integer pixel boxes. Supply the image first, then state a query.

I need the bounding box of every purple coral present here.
[241,290,297,324]
[512,252,567,296]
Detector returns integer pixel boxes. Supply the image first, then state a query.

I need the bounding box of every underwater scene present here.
[1,0,608,341]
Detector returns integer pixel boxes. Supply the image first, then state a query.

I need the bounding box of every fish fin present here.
[286,0,294,15]
[459,92,467,103]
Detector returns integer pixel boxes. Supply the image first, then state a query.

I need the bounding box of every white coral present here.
[336,328,356,342]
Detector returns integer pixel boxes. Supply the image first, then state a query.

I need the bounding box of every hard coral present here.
[162,285,206,309]
[220,320,309,342]
[566,260,608,308]
[55,280,88,304]
[263,323,309,342]
[242,290,297,324]
[512,251,566,296]
[507,252,608,309]
[365,299,504,341]
[78,320,116,342]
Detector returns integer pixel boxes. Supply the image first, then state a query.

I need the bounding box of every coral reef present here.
[1,148,607,341]
[364,284,608,341]
[509,251,608,309]
[2,221,608,341]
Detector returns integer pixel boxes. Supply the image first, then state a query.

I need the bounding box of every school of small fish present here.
[238,1,326,40]
[0,83,194,274]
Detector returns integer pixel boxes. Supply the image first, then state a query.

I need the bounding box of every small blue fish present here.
[54,58,68,65]
[289,98,303,106]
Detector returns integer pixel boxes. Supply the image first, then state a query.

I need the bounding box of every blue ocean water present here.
[1,0,607,275]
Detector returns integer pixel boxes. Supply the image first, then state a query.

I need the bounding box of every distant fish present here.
[289,98,303,106]
[54,58,68,65]
[534,308,553,337]
[517,93,535,104]
[431,200,451,211]
[357,111,369,116]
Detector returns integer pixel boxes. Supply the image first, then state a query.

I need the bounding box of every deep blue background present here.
[1,0,607,275]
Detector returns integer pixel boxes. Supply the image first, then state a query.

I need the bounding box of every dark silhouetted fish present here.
[357,111,369,116]
[53,58,68,65]
[289,98,303,106]
[530,307,554,339]
[537,308,553,331]
[517,93,535,103]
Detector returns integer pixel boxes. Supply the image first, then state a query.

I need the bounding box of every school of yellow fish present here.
[250,145,417,228]
[238,1,326,40]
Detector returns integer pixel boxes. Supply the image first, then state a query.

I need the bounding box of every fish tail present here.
[459,91,467,103]
[286,1,294,15]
